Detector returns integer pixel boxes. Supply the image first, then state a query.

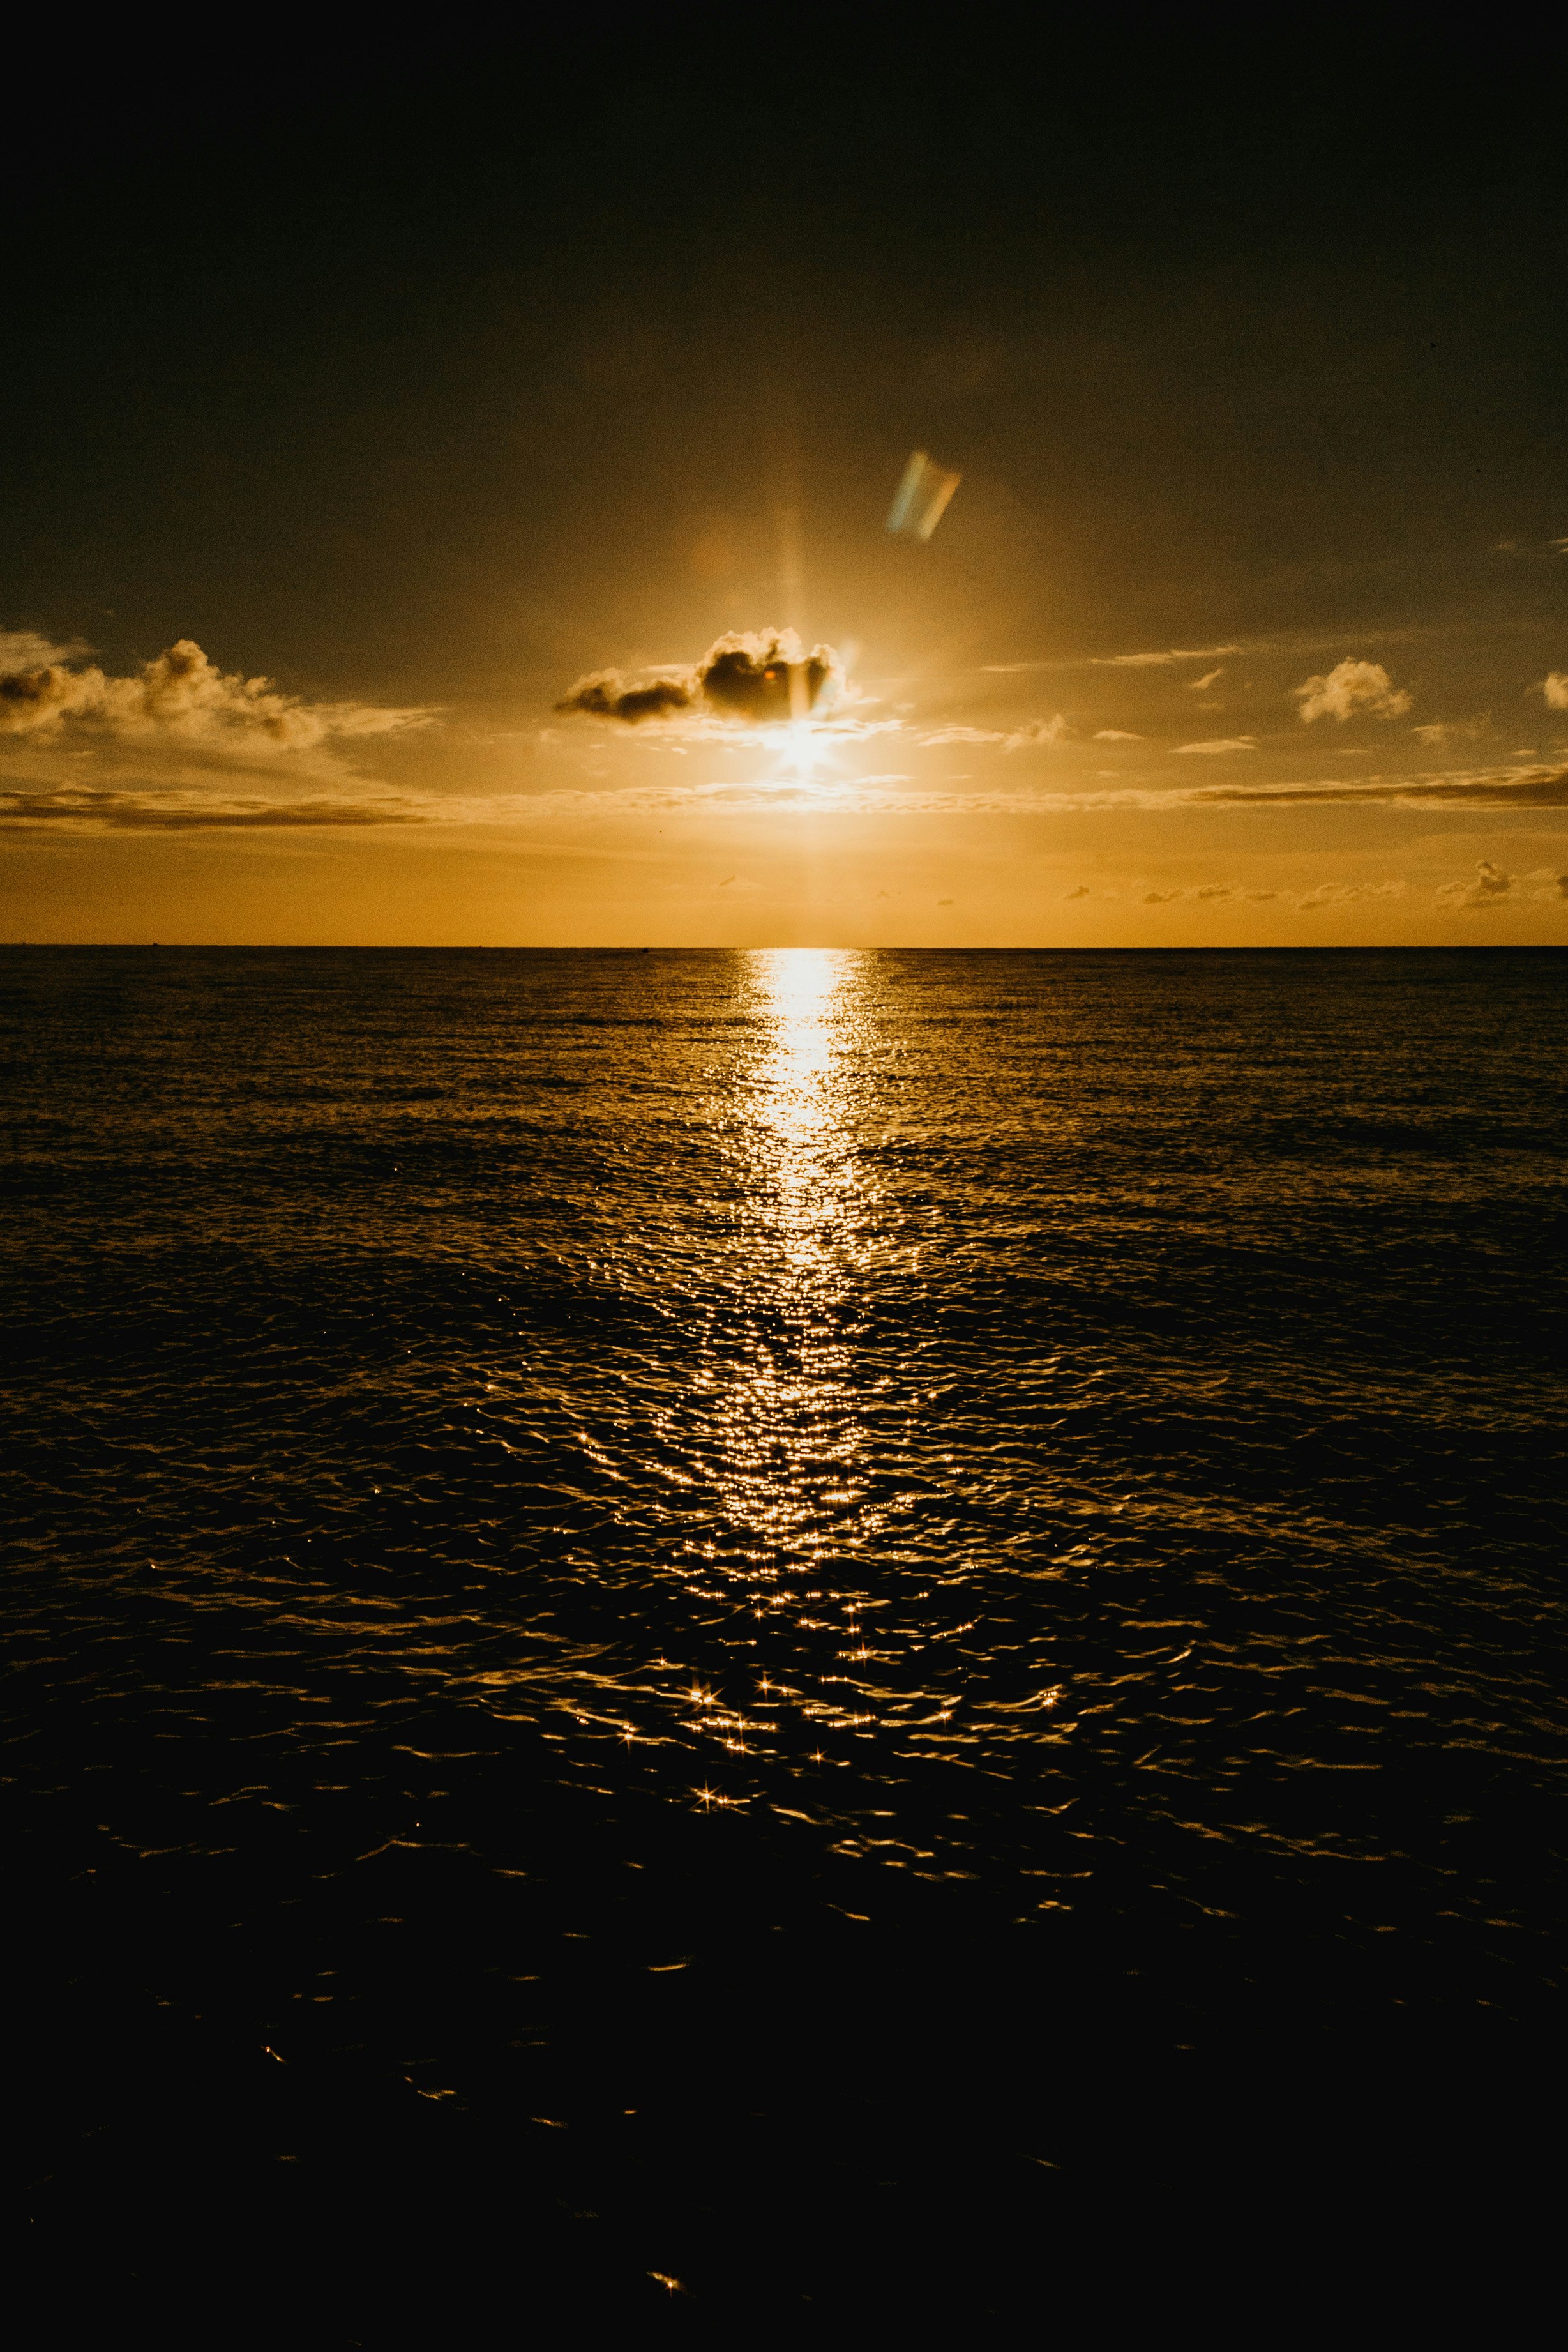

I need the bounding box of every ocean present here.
[4,946,1565,2331]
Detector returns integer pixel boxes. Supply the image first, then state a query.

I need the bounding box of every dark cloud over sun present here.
[556,630,841,728]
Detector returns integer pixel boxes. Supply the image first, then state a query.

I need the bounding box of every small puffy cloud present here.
[1437,859,1513,910]
[1003,715,1071,750]
[0,637,426,751]
[1538,672,1568,711]
[1436,860,1568,910]
[556,628,841,727]
[1187,669,1223,691]
[1294,658,1411,724]
[1093,728,1142,741]
[1174,736,1257,754]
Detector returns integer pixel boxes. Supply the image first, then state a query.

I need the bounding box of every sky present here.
[4,11,1568,946]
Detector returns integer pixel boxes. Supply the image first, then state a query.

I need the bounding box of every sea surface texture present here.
[4,948,1565,2326]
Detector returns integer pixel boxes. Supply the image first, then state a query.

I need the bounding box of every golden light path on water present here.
[669,948,890,1784]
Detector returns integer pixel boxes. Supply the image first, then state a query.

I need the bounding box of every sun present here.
[766,719,835,789]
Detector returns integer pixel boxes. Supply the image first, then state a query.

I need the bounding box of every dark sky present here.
[6,9,1568,942]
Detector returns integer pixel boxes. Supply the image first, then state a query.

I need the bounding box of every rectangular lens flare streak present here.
[886,450,961,540]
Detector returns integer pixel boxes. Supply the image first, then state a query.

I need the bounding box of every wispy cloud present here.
[1294,658,1411,724]
[1295,880,1408,908]
[1174,736,1257,754]
[460,780,1150,821]
[1412,717,1489,745]
[0,785,422,830]
[1092,729,1142,741]
[1537,672,1568,711]
[1142,878,1405,910]
[1098,646,1240,669]
[1191,763,1568,807]
[1142,883,1279,904]
[1187,668,1224,691]
[919,715,1072,750]
[982,644,1239,674]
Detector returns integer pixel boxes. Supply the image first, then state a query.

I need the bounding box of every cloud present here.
[1437,858,1514,910]
[1187,669,1224,691]
[1174,736,1257,754]
[1538,672,1568,711]
[1140,883,1281,905]
[1294,658,1412,724]
[449,778,1155,821]
[559,675,693,725]
[1190,763,1568,808]
[1436,860,1568,910]
[1097,646,1240,669]
[0,785,421,830]
[1412,717,1490,746]
[1295,880,1408,909]
[0,628,92,672]
[981,645,1239,674]
[1136,879,1407,910]
[556,628,841,727]
[1092,729,1142,741]
[1003,715,1071,750]
[920,715,1072,750]
[0,638,427,752]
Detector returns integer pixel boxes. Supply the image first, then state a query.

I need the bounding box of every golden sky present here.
[3,22,1566,945]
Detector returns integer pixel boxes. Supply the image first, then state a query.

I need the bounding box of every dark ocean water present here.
[4,946,1566,2334]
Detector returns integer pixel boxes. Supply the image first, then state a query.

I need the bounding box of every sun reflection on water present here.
[747,946,856,1204]
[658,950,887,1757]
[617,950,931,1787]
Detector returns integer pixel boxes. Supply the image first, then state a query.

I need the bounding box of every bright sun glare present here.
[767,721,834,789]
